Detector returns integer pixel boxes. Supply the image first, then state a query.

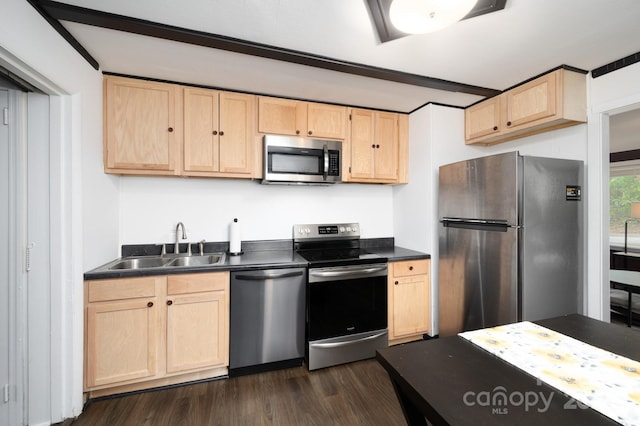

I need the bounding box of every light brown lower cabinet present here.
[388,259,431,345]
[84,272,229,398]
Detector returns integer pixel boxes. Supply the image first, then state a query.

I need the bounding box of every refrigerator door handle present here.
[441,217,517,232]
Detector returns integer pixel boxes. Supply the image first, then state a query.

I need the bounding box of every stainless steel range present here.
[294,223,388,370]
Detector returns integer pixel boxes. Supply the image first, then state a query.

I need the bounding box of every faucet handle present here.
[199,239,206,256]
[187,243,192,256]
[160,243,166,256]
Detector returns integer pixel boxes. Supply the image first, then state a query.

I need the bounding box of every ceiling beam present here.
[35,0,501,98]
[27,0,99,70]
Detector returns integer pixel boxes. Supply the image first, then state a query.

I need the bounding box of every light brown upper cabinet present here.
[104,76,182,175]
[345,109,408,184]
[183,88,255,178]
[104,76,256,178]
[258,96,347,140]
[465,68,586,145]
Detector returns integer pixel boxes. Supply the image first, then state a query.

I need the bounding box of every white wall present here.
[1,0,106,423]
[586,61,640,322]
[118,177,394,246]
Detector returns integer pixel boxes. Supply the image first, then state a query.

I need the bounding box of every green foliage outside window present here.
[610,175,640,234]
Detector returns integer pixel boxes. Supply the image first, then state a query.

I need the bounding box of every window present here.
[610,174,640,251]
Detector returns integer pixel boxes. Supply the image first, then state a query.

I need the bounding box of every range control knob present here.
[352,226,358,233]
[346,226,352,232]
[339,226,346,233]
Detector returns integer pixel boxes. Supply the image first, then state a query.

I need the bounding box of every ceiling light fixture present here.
[389,0,479,34]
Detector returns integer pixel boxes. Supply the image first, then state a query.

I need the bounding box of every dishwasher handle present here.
[233,270,304,281]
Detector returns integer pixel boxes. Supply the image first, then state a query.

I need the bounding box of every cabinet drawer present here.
[87,276,161,302]
[392,260,429,277]
[167,272,229,295]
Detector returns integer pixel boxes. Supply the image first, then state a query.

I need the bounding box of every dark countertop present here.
[84,238,430,281]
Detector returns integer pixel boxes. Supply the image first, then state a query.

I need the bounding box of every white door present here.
[0,89,10,426]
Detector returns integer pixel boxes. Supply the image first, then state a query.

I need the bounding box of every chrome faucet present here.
[175,222,188,254]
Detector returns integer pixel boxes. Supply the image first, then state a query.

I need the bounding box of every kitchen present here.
[2,0,640,424]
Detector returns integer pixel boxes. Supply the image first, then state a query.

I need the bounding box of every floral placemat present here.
[459,321,640,425]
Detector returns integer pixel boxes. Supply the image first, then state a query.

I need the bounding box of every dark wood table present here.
[610,269,640,326]
[377,314,640,425]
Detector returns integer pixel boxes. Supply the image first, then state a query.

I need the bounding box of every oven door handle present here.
[310,265,387,278]
[311,331,387,349]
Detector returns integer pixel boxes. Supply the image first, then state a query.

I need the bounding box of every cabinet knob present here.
[147,302,154,308]
[395,281,399,285]
[409,266,414,271]
[376,144,380,148]
[493,126,498,131]
[371,144,376,148]
[167,300,173,306]
[219,131,224,136]
[296,130,300,135]
[212,130,218,135]
[308,131,313,135]
[168,127,174,133]
[506,121,512,126]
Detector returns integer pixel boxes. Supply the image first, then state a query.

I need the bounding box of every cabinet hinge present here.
[349,166,351,173]
[349,113,352,121]
[2,107,8,125]
[25,243,35,272]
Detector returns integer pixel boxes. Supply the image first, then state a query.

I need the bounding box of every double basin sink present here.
[108,253,226,270]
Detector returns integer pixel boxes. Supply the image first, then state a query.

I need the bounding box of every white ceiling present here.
[48,0,640,151]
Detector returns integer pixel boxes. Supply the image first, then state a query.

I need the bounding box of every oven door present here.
[307,263,387,341]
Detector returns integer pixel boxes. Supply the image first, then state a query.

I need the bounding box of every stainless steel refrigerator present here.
[438,151,583,337]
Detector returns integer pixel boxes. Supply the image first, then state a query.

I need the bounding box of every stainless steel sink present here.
[168,254,224,267]
[109,257,172,270]
[107,253,226,270]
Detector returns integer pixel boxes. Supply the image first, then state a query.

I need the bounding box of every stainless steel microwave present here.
[261,135,342,185]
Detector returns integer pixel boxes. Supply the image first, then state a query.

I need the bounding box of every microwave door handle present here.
[323,144,329,181]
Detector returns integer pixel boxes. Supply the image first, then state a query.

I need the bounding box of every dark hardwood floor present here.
[72,359,406,425]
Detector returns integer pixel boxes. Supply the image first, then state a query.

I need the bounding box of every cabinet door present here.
[390,275,430,338]
[166,290,229,373]
[349,108,376,179]
[465,96,501,142]
[257,96,306,136]
[373,112,399,181]
[184,88,219,173]
[506,71,557,129]
[85,297,159,388]
[307,103,347,139]
[104,76,180,174]
[218,92,255,174]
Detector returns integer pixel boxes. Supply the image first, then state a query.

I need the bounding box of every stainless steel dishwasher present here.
[229,267,306,376]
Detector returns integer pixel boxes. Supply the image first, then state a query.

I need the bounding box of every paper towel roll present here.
[229,218,241,254]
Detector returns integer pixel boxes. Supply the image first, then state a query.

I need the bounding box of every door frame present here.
[588,91,640,322]
[0,45,81,424]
